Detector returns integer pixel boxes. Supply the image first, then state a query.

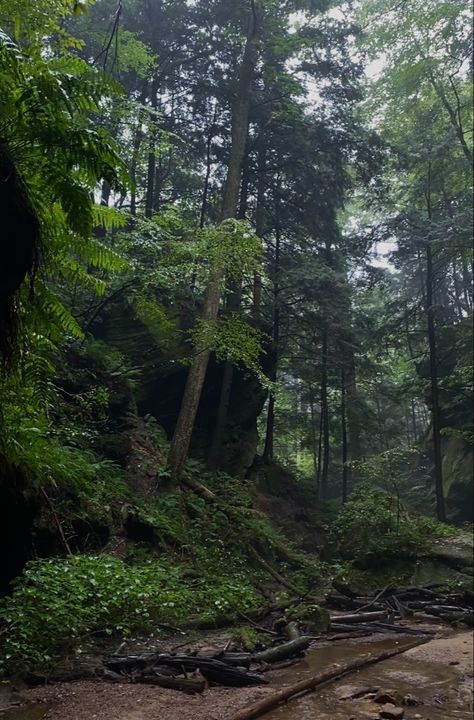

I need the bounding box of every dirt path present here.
[2,630,472,720]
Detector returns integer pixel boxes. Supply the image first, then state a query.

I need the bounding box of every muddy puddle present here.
[264,636,473,720]
[0,706,51,720]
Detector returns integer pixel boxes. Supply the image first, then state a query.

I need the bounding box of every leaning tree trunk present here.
[167,3,261,483]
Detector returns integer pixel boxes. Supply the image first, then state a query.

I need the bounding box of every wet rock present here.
[374,689,401,705]
[379,705,404,719]
[402,694,423,706]
[336,685,379,700]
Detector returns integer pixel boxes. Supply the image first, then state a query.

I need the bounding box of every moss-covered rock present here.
[289,604,330,632]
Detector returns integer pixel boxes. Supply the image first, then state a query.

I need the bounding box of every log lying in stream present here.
[228,637,429,720]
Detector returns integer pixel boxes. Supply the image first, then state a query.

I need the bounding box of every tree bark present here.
[130,80,148,217]
[206,148,251,471]
[253,142,266,318]
[199,105,218,229]
[144,78,159,218]
[167,3,260,482]
[341,368,349,503]
[320,328,329,500]
[426,242,446,522]
[263,201,281,464]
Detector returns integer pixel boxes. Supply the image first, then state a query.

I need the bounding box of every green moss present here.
[289,604,330,632]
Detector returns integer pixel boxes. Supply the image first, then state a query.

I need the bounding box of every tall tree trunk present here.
[309,398,319,494]
[145,78,159,218]
[130,80,148,217]
[200,105,218,229]
[167,4,260,482]
[263,198,281,464]
[253,143,266,319]
[341,369,349,504]
[425,162,446,522]
[426,241,446,522]
[206,149,252,471]
[411,398,418,441]
[320,328,329,500]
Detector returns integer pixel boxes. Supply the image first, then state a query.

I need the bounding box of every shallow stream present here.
[263,636,472,720]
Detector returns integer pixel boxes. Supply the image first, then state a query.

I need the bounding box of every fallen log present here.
[135,673,206,694]
[222,636,311,667]
[252,636,310,663]
[325,630,374,641]
[329,621,433,636]
[324,593,376,611]
[228,638,429,720]
[368,621,434,635]
[155,654,267,687]
[329,611,388,624]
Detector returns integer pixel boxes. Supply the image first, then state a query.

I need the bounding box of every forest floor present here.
[3,626,472,720]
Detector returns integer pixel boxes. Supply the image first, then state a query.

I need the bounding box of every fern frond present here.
[73,237,129,272]
[36,283,84,339]
[92,205,128,231]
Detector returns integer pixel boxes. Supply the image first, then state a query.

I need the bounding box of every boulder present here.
[379,705,404,719]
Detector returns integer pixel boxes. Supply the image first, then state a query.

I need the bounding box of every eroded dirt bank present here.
[1,630,472,720]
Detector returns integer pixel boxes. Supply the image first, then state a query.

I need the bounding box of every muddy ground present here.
[0,627,472,720]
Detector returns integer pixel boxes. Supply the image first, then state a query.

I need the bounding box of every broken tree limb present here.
[181,474,217,502]
[228,637,429,720]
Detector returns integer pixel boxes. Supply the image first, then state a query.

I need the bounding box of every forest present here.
[0,1,472,719]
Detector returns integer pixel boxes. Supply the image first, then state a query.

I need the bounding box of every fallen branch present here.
[228,637,429,720]
[181,474,217,502]
[248,547,312,599]
[237,612,277,637]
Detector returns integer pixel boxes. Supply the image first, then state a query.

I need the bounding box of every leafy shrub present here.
[334,484,429,567]
[0,553,261,675]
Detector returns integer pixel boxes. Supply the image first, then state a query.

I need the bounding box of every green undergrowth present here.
[333,483,456,569]
[0,469,322,677]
